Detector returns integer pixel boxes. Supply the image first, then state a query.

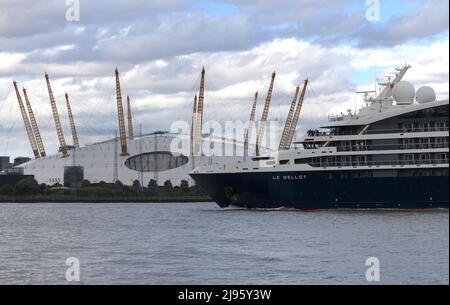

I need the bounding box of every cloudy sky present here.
[0,0,448,159]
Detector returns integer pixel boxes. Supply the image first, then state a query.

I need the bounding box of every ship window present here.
[279,160,290,165]
[294,158,310,164]
[251,156,272,161]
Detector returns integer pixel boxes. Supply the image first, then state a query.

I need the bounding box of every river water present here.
[0,202,448,284]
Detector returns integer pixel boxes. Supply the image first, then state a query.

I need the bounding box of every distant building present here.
[0,174,34,187]
[0,156,10,172]
[13,157,31,167]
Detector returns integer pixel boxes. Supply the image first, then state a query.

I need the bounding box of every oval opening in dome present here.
[125,151,189,172]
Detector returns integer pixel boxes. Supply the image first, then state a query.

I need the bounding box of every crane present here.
[45,73,68,157]
[23,88,46,157]
[65,92,80,149]
[115,68,128,155]
[278,85,300,150]
[13,81,40,158]
[255,71,276,156]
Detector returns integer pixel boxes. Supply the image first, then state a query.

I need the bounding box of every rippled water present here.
[0,202,448,284]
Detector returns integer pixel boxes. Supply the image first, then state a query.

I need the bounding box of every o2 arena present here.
[12,68,276,186]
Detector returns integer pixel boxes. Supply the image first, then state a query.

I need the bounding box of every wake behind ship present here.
[190,65,449,209]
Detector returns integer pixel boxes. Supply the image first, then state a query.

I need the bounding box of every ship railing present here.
[307,159,449,168]
[335,142,449,152]
[364,127,449,134]
[327,114,345,122]
[302,126,449,140]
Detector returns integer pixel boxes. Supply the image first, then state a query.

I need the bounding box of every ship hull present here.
[190,170,449,209]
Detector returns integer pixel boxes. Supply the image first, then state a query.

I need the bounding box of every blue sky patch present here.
[188,0,240,16]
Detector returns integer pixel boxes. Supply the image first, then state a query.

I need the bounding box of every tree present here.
[0,184,14,196]
[81,180,91,187]
[147,179,158,196]
[147,179,157,189]
[114,180,123,189]
[39,183,47,193]
[122,185,132,193]
[132,180,141,193]
[15,177,40,195]
[163,180,173,191]
[180,179,189,193]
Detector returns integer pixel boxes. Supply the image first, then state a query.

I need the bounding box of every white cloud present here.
[0,52,26,74]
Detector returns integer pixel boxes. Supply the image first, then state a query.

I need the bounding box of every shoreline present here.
[0,195,212,203]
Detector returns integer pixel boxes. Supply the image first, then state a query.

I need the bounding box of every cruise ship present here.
[190,65,449,209]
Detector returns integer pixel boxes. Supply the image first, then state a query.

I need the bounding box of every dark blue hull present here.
[190,170,449,209]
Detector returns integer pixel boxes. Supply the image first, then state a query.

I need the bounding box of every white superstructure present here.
[193,64,449,175]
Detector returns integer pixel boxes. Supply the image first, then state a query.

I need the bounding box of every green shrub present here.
[163,180,173,191]
[0,184,15,196]
[81,180,91,187]
[180,180,189,193]
[15,177,40,195]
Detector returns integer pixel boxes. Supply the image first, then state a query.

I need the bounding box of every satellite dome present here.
[416,86,436,103]
[392,81,415,105]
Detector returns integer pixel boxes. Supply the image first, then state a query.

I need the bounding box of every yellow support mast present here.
[115,68,128,155]
[23,87,46,157]
[190,95,197,156]
[255,72,276,156]
[45,73,68,157]
[278,85,300,150]
[284,79,308,150]
[65,92,80,149]
[13,81,40,158]
[244,91,258,157]
[127,96,134,139]
[194,67,205,156]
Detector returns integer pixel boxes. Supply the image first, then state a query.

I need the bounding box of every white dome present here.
[392,81,415,105]
[416,86,436,103]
